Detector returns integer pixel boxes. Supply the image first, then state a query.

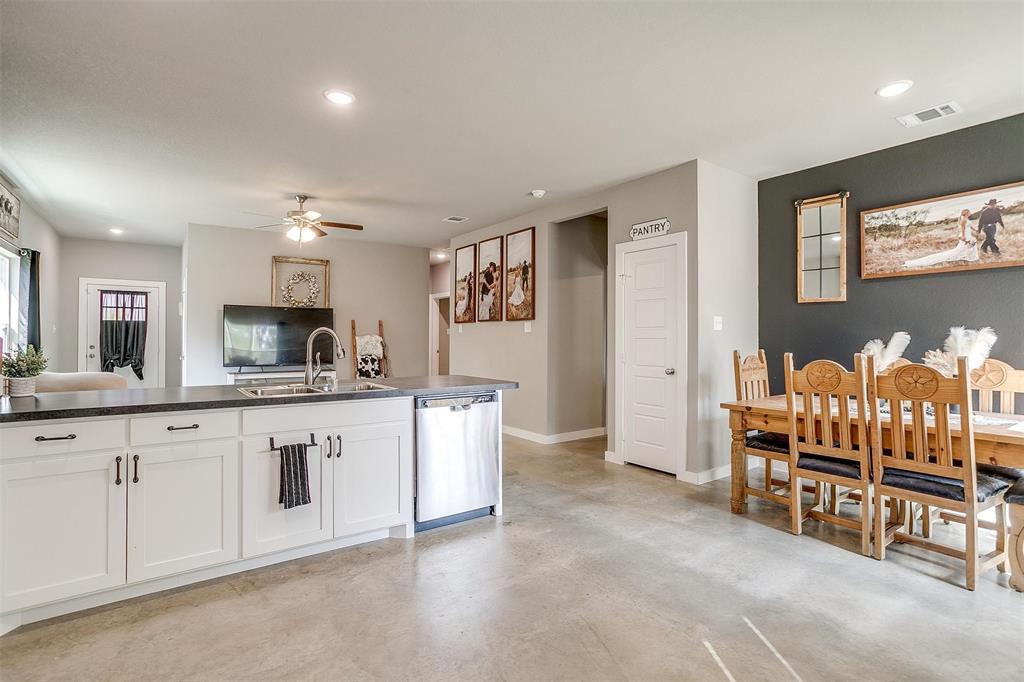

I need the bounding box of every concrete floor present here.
[1,436,1022,680]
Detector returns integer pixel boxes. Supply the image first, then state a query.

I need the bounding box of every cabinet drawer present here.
[242,398,411,435]
[130,411,239,446]
[0,419,126,459]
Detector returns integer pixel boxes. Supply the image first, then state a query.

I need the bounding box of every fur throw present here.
[356,334,384,358]
[861,331,911,371]
[922,326,997,377]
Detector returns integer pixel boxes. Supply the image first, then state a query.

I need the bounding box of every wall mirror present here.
[796,191,848,303]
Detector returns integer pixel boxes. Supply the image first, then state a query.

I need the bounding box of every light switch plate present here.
[525,322,532,333]
[713,316,723,331]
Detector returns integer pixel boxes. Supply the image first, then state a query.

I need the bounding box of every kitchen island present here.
[0,375,516,635]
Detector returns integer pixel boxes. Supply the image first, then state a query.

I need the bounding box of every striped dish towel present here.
[278,443,311,509]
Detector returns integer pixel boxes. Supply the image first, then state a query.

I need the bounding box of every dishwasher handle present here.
[416,393,497,410]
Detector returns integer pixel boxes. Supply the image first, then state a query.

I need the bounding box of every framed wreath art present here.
[272,256,330,307]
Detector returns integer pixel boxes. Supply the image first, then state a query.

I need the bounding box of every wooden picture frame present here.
[477,236,503,322]
[860,179,1024,279]
[453,244,476,323]
[271,256,331,308]
[0,179,21,244]
[796,192,848,303]
[504,226,536,321]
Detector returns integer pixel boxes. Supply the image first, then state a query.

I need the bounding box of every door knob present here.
[665,368,676,375]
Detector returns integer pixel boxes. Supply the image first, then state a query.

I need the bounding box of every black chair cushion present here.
[745,431,790,454]
[977,464,1024,484]
[1005,479,1024,505]
[881,468,1010,503]
[797,454,863,480]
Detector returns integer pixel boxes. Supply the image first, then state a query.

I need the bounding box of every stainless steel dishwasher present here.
[415,392,500,531]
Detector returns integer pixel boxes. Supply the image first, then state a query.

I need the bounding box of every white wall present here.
[57,238,183,386]
[183,224,429,386]
[694,160,758,473]
[429,261,450,294]
[9,200,62,365]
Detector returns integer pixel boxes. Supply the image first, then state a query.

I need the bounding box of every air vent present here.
[896,101,962,128]
[442,216,469,223]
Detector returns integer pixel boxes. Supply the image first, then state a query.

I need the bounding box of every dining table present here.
[720,394,1024,592]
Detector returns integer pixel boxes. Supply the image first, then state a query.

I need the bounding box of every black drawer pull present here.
[115,456,123,486]
[132,454,140,483]
[35,434,77,442]
[166,424,200,432]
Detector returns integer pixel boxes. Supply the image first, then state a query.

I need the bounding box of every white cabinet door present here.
[241,430,334,558]
[127,441,239,582]
[333,422,412,538]
[1,452,127,612]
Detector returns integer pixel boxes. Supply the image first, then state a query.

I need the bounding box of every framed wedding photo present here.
[477,236,503,321]
[454,244,477,324]
[505,226,535,321]
[860,180,1024,279]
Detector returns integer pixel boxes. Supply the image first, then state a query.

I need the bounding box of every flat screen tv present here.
[223,305,335,368]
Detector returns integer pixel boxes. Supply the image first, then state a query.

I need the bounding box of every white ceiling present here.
[2,2,1022,247]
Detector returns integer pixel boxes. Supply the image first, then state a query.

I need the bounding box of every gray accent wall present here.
[758,114,1024,389]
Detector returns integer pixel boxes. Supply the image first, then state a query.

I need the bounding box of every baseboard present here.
[604,450,624,465]
[676,462,735,485]
[502,426,606,445]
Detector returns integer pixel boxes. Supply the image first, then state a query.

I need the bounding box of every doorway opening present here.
[429,293,450,375]
[78,277,167,388]
[548,211,608,439]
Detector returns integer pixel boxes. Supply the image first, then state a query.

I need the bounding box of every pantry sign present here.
[629,217,671,241]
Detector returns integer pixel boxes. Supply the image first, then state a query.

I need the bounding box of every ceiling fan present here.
[251,194,363,243]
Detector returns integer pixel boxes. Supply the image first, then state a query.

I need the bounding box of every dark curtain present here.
[17,249,41,350]
[99,290,147,380]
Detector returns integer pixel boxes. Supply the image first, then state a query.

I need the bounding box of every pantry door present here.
[616,233,687,475]
[79,278,166,388]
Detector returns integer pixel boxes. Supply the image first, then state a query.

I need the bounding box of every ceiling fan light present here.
[303,210,322,221]
[286,225,303,242]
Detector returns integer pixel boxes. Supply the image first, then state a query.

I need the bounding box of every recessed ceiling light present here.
[109,228,124,235]
[323,89,356,106]
[876,80,913,97]
[529,189,547,199]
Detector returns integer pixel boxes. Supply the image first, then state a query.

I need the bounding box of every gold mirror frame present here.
[795,191,848,303]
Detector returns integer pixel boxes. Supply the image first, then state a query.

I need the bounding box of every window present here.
[0,248,19,353]
[100,291,148,322]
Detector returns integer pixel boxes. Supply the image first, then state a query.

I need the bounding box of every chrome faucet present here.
[304,327,346,386]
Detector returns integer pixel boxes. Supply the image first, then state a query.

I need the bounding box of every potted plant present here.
[2,345,48,397]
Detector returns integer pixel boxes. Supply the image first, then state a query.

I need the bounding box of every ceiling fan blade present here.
[243,210,280,219]
[320,221,364,231]
[251,223,286,229]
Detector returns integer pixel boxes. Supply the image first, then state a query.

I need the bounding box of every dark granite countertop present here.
[0,375,518,423]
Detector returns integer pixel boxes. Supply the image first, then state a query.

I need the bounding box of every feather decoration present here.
[861,331,911,371]
[922,326,997,376]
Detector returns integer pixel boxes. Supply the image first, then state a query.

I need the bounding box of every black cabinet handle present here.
[35,434,77,442]
[335,434,342,455]
[326,434,333,458]
[115,456,123,486]
[132,454,140,483]
[166,424,200,432]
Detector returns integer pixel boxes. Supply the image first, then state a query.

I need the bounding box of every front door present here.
[621,242,682,474]
[82,282,164,388]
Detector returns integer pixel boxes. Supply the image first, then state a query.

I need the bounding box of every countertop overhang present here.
[0,375,518,423]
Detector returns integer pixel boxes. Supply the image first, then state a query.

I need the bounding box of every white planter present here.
[7,376,38,398]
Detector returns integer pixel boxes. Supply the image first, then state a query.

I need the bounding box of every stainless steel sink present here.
[334,382,393,392]
[237,382,393,398]
[237,384,332,398]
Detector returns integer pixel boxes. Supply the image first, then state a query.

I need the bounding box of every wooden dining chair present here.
[971,358,1024,415]
[784,353,873,556]
[733,350,812,509]
[879,358,912,374]
[868,357,1011,590]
